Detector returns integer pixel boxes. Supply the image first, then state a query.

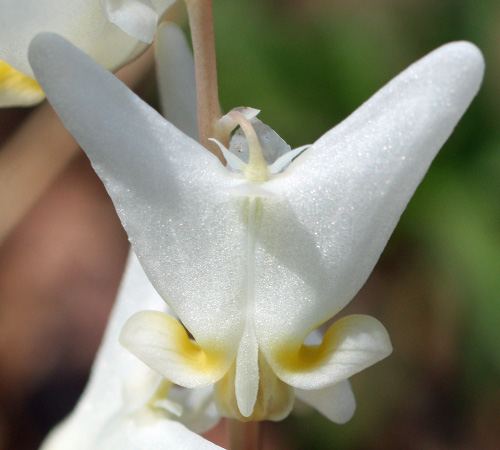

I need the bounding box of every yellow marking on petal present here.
[120,311,232,388]
[0,60,45,107]
[272,317,361,373]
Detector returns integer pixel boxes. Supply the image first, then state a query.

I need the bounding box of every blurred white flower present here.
[0,0,176,106]
[28,31,484,424]
[40,252,222,450]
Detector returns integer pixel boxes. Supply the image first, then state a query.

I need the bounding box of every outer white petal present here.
[295,380,356,424]
[101,0,158,44]
[45,410,222,450]
[96,419,223,449]
[40,251,175,449]
[0,0,105,77]
[155,22,198,141]
[29,33,246,357]
[256,42,484,351]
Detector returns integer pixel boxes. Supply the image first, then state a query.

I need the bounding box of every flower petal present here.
[235,328,260,417]
[88,20,149,72]
[0,0,105,77]
[155,22,198,141]
[29,33,247,356]
[295,380,356,424]
[121,311,234,388]
[269,315,391,390]
[40,251,175,448]
[0,60,45,106]
[43,415,223,450]
[169,386,220,434]
[256,41,484,349]
[98,418,223,449]
[101,0,158,44]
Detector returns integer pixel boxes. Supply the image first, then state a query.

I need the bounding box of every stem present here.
[0,47,155,243]
[185,0,224,161]
[228,420,261,450]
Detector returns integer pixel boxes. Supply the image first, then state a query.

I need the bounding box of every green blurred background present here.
[1,0,499,449]
[214,0,500,448]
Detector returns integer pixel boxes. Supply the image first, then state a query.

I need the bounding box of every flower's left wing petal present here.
[257,42,484,352]
[294,380,356,424]
[29,33,246,358]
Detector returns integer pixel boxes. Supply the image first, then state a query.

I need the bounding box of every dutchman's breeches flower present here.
[40,252,222,450]
[28,32,484,424]
[0,0,176,106]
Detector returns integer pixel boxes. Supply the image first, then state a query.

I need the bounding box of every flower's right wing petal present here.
[155,22,198,141]
[271,315,391,390]
[0,0,105,77]
[295,380,356,424]
[29,33,246,358]
[258,42,484,352]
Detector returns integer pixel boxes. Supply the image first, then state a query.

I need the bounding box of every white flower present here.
[0,0,175,106]
[40,252,222,450]
[28,32,484,423]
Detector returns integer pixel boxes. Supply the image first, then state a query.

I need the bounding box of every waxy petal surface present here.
[29,33,247,357]
[0,0,104,77]
[267,315,391,390]
[295,380,356,424]
[256,42,484,350]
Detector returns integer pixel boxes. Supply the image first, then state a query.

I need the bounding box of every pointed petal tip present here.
[431,40,485,90]
[28,32,70,72]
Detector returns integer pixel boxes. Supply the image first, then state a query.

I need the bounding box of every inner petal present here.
[265,314,392,390]
[214,351,294,422]
[235,326,259,417]
[120,311,234,388]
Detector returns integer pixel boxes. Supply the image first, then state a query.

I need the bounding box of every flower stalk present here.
[228,420,261,450]
[185,0,224,161]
